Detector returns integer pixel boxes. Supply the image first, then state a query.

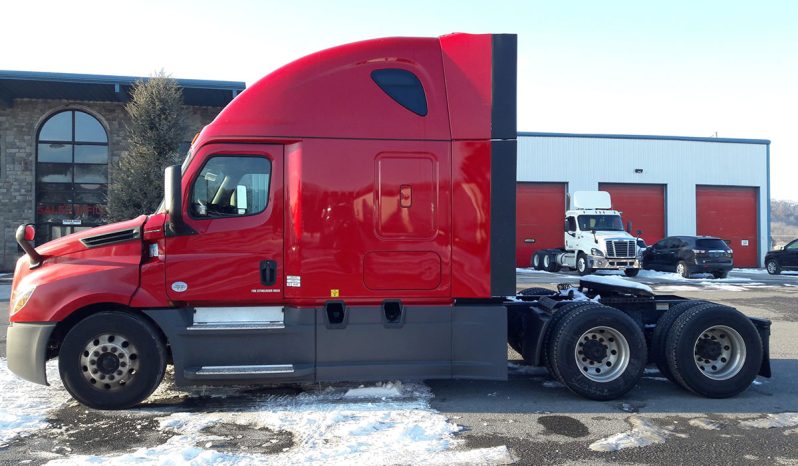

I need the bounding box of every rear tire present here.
[676,261,691,278]
[766,259,781,275]
[665,305,762,398]
[576,253,593,276]
[624,268,640,277]
[651,300,708,382]
[548,304,647,400]
[59,312,167,410]
[544,254,561,272]
[532,252,544,270]
[542,302,597,375]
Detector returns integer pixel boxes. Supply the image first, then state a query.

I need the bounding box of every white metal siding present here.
[517,136,769,265]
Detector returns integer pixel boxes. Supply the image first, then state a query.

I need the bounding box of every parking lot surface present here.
[1,270,796,465]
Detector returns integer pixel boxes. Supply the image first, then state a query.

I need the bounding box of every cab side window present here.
[653,239,668,250]
[566,217,577,232]
[190,156,271,218]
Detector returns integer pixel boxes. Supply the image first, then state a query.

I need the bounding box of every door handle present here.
[260,260,277,286]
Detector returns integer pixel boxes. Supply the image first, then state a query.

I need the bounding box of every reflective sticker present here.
[171,281,188,292]
[330,289,339,297]
[287,275,301,287]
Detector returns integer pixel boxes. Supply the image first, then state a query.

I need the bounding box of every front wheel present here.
[576,253,593,276]
[766,260,781,275]
[712,271,729,279]
[624,268,639,277]
[59,312,167,410]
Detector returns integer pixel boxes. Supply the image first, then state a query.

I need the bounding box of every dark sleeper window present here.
[371,69,428,116]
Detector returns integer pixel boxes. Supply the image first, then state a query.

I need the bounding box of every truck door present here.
[165,144,284,305]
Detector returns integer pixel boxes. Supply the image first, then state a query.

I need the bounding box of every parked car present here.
[642,236,733,278]
[765,239,798,274]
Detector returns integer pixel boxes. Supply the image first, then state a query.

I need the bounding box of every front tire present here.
[665,305,762,398]
[576,253,594,276]
[59,312,167,410]
[547,304,646,400]
[712,271,729,279]
[624,268,640,277]
[766,259,781,275]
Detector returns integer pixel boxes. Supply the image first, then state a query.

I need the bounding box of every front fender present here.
[11,247,141,323]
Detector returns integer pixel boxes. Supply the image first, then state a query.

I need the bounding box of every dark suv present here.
[765,239,798,274]
[642,236,733,278]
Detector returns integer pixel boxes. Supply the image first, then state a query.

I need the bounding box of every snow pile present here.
[739,413,798,429]
[47,381,515,465]
[0,358,68,445]
[343,381,404,399]
[589,416,679,452]
[557,288,600,302]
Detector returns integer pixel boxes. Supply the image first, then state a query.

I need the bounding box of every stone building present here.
[0,70,245,271]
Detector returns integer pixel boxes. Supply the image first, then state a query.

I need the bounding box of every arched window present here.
[36,110,108,241]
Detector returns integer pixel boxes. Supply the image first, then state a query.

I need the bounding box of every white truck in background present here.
[532,191,646,277]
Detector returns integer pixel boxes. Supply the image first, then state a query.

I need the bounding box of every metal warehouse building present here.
[515,132,770,268]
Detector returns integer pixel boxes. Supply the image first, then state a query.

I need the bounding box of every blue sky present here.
[3,0,796,199]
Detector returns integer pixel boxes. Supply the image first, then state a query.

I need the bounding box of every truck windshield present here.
[578,215,624,231]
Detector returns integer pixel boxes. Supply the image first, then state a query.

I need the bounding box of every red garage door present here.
[516,183,566,267]
[600,183,666,247]
[696,186,759,268]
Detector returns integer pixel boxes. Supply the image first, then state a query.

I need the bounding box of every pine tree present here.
[106,72,185,222]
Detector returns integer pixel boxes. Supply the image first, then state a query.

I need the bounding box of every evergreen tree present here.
[106,72,185,221]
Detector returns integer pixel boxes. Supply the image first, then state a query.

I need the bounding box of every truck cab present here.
[534,191,644,276]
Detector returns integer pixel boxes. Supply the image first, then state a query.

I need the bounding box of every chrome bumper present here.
[6,322,56,385]
[588,256,640,269]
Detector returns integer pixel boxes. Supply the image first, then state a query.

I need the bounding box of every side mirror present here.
[626,221,632,232]
[164,165,195,236]
[636,229,643,236]
[15,224,43,268]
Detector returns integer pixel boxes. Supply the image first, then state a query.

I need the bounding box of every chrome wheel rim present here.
[577,257,586,273]
[575,326,630,382]
[533,255,540,268]
[677,263,687,277]
[767,261,777,274]
[693,325,746,380]
[80,333,140,391]
[544,255,551,268]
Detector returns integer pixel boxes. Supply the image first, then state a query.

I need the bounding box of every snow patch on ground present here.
[688,418,724,430]
[45,381,515,466]
[589,416,681,452]
[0,358,69,445]
[343,381,404,399]
[739,413,798,429]
[515,268,566,277]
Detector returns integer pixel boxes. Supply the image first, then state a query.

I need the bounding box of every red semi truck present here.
[8,34,770,409]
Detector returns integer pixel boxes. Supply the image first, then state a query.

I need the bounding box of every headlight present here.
[591,248,605,257]
[11,285,36,316]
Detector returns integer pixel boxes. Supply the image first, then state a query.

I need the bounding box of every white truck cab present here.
[533,191,644,276]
